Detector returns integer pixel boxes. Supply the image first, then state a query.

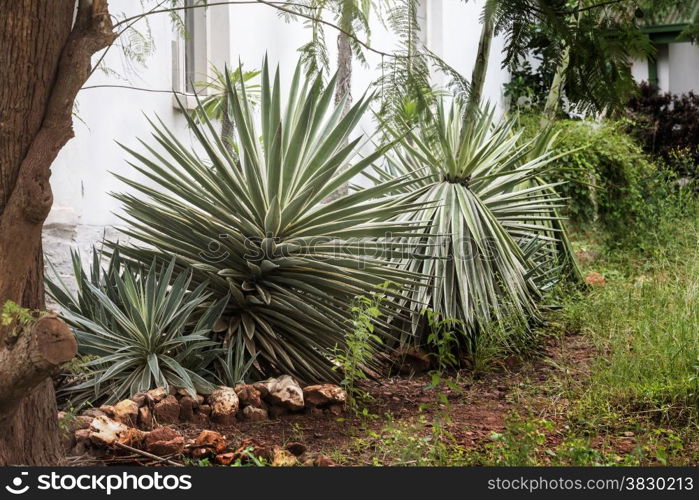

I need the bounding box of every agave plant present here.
[111,58,426,383]
[370,101,576,345]
[46,249,227,406]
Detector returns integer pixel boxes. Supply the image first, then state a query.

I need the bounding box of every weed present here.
[484,412,554,466]
[183,447,268,467]
[360,414,466,466]
[58,406,79,437]
[1,301,38,341]
[335,283,392,417]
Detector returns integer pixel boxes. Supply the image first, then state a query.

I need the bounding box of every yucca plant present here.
[370,101,575,346]
[111,58,426,383]
[46,249,227,406]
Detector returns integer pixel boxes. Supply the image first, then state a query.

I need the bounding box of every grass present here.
[564,203,699,425]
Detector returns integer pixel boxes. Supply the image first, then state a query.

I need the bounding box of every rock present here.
[138,406,154,430]
[145,427,184,456]
[69,429,92,456]
[198,404,212,416]
[271,445,298,466]
[176,388,194,398]
[117,428,146,448]
[179,396,197,422]
[145,387,168,403]
[314,454,336,467]
[285,442,307,457]
[191,430,227,458]
[242,405,268,422]
[76,415,95,428]
[267,405,288,418]
[71,442,88,456]
[303,384,346,407]
[154,395,180,424]
[215,452,236,465]
[190,412,210,426]
[75,428,91,444]
[208,386,239,425]
[113,399,139,426]
[131,392,148,407]
[60,413,93,434]
[252,381,270,398]
[264,375,304,411]
[89,416,129,447]
[393,346,431,374]
[585,272,607,286]
[302,453,336,467]
[235,384,263,408]
[326,404,344,416]
[82,408,106,418]
[98,405,116,418]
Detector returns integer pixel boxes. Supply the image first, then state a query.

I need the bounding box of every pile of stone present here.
[60,375,346,465]
[65,417,335,466]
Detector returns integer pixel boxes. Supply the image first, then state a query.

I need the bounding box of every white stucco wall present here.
[668,42,699,94]
[630,41,699,94]
[45,0,509,283]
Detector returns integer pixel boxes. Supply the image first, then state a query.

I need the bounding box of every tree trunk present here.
[325,27,353,202]
[0,0,115,465]
[541,45,569,125]
[465,0,495,119]
[335,30,353,116]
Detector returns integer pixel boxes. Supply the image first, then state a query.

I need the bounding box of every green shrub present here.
[520,116,653,226]
[47,249,227,406]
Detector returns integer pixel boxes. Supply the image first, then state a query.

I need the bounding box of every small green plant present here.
[553,437,605,466]
[183,447,269,467]
[646,429,684,466]
[1,301,37,340]
[422,309,461,411]
[423,309,460,374]
[360,414,466,466]
[485,412,554,466]
[420,309,462,458]
[335,284,391,417]
[57,406,79,437]
[228,447,269,467]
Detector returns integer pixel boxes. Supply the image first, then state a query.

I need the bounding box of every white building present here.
[45,0,512,277]
[629,7,699,94]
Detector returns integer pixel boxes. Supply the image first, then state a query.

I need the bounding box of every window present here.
[172,0,209,99]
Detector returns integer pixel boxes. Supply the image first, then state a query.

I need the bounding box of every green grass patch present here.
[564,203,699,424]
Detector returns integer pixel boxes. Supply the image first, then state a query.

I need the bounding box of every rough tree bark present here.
[0,0,115,465]
[465,0,495,119]
[335,31,353,116]
[325,7,353,202]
